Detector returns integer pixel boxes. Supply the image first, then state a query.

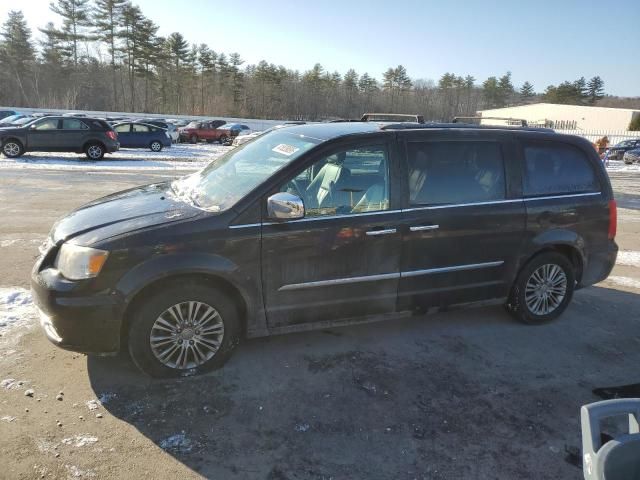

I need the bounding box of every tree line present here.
[0,1,617,121]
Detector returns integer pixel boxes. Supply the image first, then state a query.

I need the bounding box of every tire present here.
[505,252,575,325]
[219,135,228,145]
[128,282,241,378]
[85,143,105,160]
[190,135,198,144]
[150,141,163,152]
[2,140,24,158]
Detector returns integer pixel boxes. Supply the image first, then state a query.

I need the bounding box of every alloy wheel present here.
[149,301,225,369]
[151,141,162,151]
[524,264,567,315]
[87,145,103,159]
[3,142,20,157]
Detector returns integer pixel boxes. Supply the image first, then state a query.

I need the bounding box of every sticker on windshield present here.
[272,144,300,156]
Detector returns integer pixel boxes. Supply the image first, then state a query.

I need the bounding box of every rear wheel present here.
[128,282,241,378]
[85,143,104,160]
[506,252,575,324]
[2,140,24,158]
[150,141,163,152]
[219,135,228,145]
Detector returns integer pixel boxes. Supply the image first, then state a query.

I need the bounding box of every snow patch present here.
[1,415,16,422]
[606,276,640,290]
[0,143,230,172]
[617,251,640,268]
[606,160,640,173]
[62,435,98,448]
[0,288,37,351]
[85,392,116,411]
[1,378,27,390]
[160,432,194,454]
[0,238,42,248]
[65,464,96,478]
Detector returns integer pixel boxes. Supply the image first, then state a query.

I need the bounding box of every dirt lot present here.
[1,160,639,480]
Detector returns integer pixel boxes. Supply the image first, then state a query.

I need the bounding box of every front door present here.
[396,133,526,310]
[261,139,403,328]
[26,118,62,150]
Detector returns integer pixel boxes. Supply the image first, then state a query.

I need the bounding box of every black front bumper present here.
[31,268,125,354]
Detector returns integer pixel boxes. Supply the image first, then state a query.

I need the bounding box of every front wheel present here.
[128,282,241,378]
[150,141,163,152]
[190,135,198,144]
[506,252,575,325]
[219,135,228,145]
[85,143,105,160]
[2,140,24,158]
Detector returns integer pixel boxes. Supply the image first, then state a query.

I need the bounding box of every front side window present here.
[33,119,59,131]
[132,124,150,133]
[172,129,321,212]
[114,124,131,133]
[280,145,390,217]
[407,141,506,206]
[62,119,88,130]
[523,143,599,196]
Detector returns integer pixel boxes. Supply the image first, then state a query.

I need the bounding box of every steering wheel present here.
[284,178,304,200]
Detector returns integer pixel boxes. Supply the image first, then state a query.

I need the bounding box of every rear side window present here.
[523,143,599,196]
[132,124,150,133]
[407,141,506,206]
[62,119,88,130]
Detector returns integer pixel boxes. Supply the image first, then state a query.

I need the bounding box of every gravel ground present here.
[0,150,639,479]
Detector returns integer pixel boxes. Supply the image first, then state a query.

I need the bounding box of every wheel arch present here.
[82,139,106,152]
[520,230,586,284]
[116,254,256,348]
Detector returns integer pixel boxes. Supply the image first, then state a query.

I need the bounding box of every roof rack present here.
[361,113,425,123]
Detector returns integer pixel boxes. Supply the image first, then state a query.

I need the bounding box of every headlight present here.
[55,244,109,280]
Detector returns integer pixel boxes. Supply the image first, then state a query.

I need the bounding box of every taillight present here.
[608,199,617,240]
[106,131,117,140]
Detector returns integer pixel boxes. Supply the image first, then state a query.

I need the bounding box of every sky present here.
[1,0,639,96]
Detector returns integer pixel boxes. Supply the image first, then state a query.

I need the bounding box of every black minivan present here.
[31,123,618,377]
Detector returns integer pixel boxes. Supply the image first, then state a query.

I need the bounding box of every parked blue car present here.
[113,122,172,151]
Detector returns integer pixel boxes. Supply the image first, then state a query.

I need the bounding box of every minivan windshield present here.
[171,129,321,212]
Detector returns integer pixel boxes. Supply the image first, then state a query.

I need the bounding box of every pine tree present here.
[229,52,245,110]
[119,3,144,110]
[166,32,190,111]
[519,81,535,102]
[586,76,605,104]
[93,0,127,110]
[497,71,514,106]
[49,0,93,67]
[0,10,35,104]
[482,76,500,108]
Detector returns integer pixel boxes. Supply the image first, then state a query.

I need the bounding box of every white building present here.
[478,103,639,131]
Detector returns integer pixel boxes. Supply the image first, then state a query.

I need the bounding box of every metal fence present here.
[552,128,639,145]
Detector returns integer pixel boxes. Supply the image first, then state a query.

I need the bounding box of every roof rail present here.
[452,116,529,127]
[379,122,555,133]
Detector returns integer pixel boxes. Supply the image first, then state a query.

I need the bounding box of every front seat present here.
[305,162,351,210]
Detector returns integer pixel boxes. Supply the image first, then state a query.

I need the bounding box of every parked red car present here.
[178,120,228,143]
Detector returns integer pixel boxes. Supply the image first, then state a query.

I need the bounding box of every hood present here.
[51,182,201,245]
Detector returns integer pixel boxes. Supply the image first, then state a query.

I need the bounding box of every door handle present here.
[409,225,439,232]
[366,228,397,236]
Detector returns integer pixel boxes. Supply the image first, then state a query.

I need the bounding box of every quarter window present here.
[407,141,506,206]
[523,143,599,196]
[280,146,390,217]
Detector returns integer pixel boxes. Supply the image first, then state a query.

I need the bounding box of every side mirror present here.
[267,192,304,220]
